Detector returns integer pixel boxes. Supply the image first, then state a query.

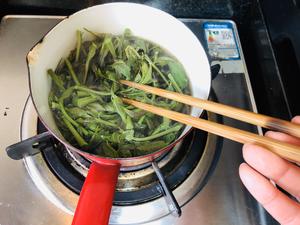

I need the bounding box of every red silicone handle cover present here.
[71,161,120,225]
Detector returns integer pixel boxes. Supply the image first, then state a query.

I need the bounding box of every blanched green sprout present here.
[48,28,190,158]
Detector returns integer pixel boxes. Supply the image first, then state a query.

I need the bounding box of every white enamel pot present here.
[26,3,211,225]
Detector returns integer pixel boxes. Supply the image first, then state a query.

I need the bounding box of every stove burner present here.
[38,112,216,205]
[19,86,222,223]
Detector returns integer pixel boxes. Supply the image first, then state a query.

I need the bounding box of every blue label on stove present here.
[203,22,240,60]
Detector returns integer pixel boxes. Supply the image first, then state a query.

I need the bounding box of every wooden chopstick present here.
[122,98,300,162]
[120,80,300,139]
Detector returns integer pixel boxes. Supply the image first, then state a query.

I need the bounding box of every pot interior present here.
[27,3,211,160]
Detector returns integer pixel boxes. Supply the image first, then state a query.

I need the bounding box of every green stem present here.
[125,45,141,59]
[58,102,88,135]
[75,30,82,62]
[132,124,182,142]
[75,86,111,96]
[58,88,89,136]
[47,69,65,91]
[61,116,88,147]
[83,28,102,38]
[167,73,182,93]
[84,42,97,84]
[59,86,75,100]
[125,116,133,130]
[95,118,118,128]
[138,115,146,124]
[136,141,167,151]
[77,91,90,97]
[65,58,80,85]
[74,96,98,108]
[145,55,169,84]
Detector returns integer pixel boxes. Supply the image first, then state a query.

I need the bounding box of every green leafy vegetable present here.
[84,42,97,84]
[47,69,65,91]
[75,30,82,62]
[99,35,117,66]
[111,60,131,80]
[48,28,190,158]
[65,58,80,85]
[155,56,188,89]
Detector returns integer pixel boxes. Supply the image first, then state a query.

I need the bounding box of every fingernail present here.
[242,143,256,158]
[291,116,300,124]
[265,131,275,137]
[239,163,255,188]
[242,143,253,153]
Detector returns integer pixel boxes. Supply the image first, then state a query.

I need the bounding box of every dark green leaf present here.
[111,60,131,80]
[111,92,127,124]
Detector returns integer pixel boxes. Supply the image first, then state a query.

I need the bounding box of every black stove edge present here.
[260,0,300,116]
[239,0,292,120]
[0,0,251,20]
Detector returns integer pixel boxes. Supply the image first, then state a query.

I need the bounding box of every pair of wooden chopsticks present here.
[120,80,300,163]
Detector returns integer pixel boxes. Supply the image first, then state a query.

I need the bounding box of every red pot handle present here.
[71,161,120,225]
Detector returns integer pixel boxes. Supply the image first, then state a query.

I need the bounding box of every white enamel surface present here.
[27,3,211,143]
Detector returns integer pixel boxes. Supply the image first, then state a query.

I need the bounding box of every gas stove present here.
[0,16,277,225]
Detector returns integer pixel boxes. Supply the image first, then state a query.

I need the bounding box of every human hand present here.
[239,116,300,225]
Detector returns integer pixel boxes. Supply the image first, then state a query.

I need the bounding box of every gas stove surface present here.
[0,16,277,225]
